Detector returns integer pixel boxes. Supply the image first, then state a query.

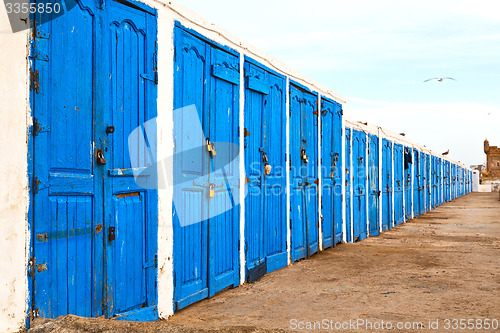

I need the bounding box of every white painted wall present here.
[0,14,30,333]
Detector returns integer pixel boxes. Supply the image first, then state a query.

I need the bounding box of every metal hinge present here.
[30,68,39,94]
[32,176,40,194]
[32,117,49,136]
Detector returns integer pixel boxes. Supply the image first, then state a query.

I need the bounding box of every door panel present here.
[345,128,352,242]
[381,139,392,231]
[105,1,158,318]
[172,28,209,310]
[393,143,404,225]
[352,130,367,241]
[208,47,240,296]
[413,149,420,217]
[404,147,412,220]
[244,60,287,277]
[32,0,99,318]
[368,134,379,236]
[321,98,342,248]
[173,25,240,310]
[290,83,318,261]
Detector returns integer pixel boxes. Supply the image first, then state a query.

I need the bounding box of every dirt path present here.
[30,193,500,332]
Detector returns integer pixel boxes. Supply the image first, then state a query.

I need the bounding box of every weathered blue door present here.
[368,134,380,236]
[425,154,431,211]
[345,128,352,242]
[393,143,404,225]
[103,0,158,320]
[413,149,420,217]
[381,139,392,231]
[244,59,287,279]
[31,0,158,320]
[173,25,240,310]
[404,147,412,220]
[437,158,442,205]
[422,153,427,211]
[444,161,450,202]
[290,82,318,261]
[352,130,367,241]
[321,98,343,248]
[420,152,426,213]
[431,156,438,209]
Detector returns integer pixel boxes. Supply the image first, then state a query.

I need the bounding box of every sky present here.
[175,0,500,166]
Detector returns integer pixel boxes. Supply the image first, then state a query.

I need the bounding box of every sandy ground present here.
[29,193,500,332]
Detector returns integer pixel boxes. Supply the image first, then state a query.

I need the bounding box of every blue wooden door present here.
[290,83,318,261]
[320,98,342,248]
[31,0,158,320]
[102,0,158,319]
[420,152,427,213]
[345,128,352,242]
[352,130,367,241]
[31,0,99,318]
[425,154,431,211]
[444,161,450,202]
[413,149,420,217]
[404,147,412,220]
[437,158,442,205]
[368,134,380,236]
[381,139,392,231]
[244,59,287,278]
[432,156,437,209]
[393,143,404,225]
[172,25,240,310]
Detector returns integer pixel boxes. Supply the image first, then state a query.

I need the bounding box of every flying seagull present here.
[424,77,457,82]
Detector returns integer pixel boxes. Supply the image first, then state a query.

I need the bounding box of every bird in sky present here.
[423,77,457,82]
[442,150,450,155]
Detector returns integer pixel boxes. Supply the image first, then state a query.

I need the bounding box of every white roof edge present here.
[156,0,346,105]
[344,118,471,170]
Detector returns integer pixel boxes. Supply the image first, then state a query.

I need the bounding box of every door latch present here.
[95,149,106,165]
[108,226,115,241]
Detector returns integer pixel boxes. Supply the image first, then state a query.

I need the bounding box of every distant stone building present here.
[484,140,500,178]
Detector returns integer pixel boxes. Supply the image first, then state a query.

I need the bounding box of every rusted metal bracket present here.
[30,69,39,94]
[32,176,40,194]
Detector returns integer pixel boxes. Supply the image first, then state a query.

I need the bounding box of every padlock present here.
[209,183,215,198]
[206,138,212,152]
[262,152,268,163]
[210,143,216,156]
[264,163,272,175]
[95,149,106,165]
